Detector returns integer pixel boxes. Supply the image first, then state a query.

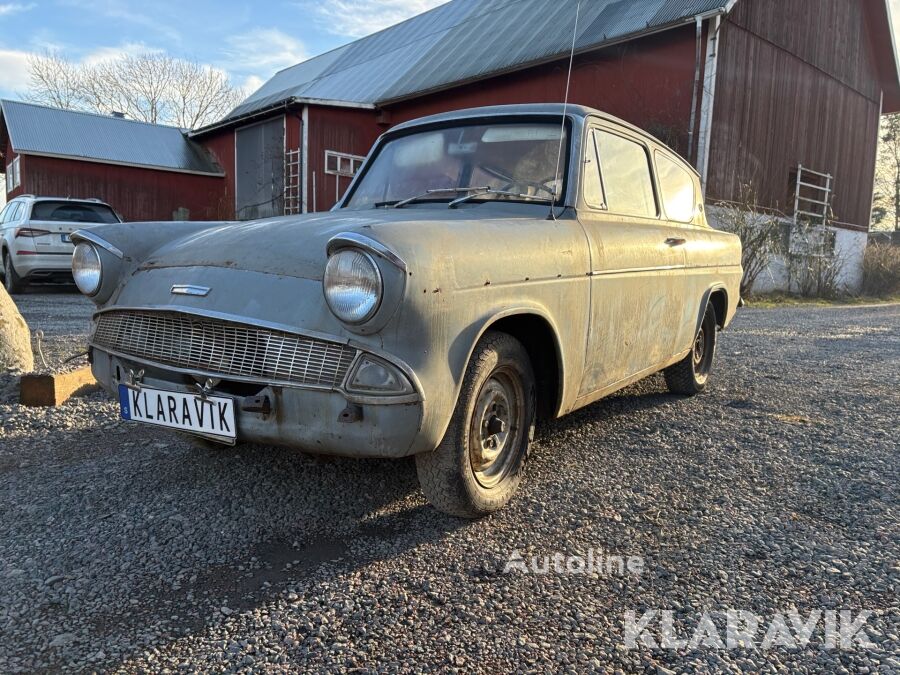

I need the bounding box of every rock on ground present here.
[0,286,34,373]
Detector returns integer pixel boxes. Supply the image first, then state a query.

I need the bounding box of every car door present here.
[577,125,688,398]
[2,202,23,246]
[0,203,12,255]
[653,150,711,354]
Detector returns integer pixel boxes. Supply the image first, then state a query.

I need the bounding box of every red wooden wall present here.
[17,155,228,222]
[383,26,701,158]
[708,0,883,228]
[306,106,383,212]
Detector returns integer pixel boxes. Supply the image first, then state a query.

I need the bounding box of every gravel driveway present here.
[0,294,897,673]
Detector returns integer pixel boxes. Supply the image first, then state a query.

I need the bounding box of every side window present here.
[656,152,696,223]
[595,130,657,218]
[0,204,9,224]
[10,203,23,222]
[582,130,604,208]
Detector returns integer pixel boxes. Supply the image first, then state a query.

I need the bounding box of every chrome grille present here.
[92,310,357,389]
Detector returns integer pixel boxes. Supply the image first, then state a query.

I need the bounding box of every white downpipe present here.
[697,15,721,190]
[301,105,309,214]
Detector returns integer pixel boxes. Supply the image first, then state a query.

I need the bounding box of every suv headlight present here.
[323,249,383,324]
[72,242,102,296]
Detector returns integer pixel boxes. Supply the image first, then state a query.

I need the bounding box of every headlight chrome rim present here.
[323,249,383,325]
[72,242,103,296]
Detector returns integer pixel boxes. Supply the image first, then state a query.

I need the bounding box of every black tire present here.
[664,302,717,395]
[3,252,25,294]
[416,331,536,518]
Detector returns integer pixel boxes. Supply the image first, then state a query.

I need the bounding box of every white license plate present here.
[118,384,236,443]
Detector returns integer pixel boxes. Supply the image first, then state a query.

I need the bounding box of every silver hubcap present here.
[469,367,524,489]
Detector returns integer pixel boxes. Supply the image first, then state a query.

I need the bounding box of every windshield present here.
[345,122,567,208]
[30,201,120,224]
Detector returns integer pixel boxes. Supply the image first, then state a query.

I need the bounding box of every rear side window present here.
[656,152,696,223]
[30,201,120,224]
[595,130,657,218]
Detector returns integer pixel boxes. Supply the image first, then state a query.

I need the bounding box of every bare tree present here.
[25,52,244,130]
[26,52,83,110]
[873,113,900,232]
[711,183,785,297]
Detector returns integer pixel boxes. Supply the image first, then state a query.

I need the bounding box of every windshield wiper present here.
[377,187,492,209]
[448,188,555,209]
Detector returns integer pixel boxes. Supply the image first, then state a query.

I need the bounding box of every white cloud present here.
[0,3,35,16]
[0,49,33,95]
[240,75,265,95]
[304,0,447,39]
[81,42,162,66]
[57,0,182,43]
[223,28,308,76]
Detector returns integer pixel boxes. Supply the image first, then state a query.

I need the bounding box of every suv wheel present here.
[3,252,25,294]
[416,331,536,518]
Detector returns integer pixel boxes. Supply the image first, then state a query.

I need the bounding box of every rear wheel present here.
[664,302,717,395]
[3,252,25,294]
[416,332,536,518]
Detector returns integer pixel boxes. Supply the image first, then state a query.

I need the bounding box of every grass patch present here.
[743,293,900,309]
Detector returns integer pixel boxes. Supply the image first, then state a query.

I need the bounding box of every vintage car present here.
[72,104,742,517]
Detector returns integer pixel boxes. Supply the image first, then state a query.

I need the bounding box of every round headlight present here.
[72,242,102,296]
[323,249,383,324]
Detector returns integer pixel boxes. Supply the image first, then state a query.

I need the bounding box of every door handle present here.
[665,237,687,247]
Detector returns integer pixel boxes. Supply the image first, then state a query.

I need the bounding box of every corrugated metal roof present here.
[0,100,223,175]
[213,0,731,128]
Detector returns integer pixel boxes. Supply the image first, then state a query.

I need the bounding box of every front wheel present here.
[664,302,717,395]
[416,332,536,518]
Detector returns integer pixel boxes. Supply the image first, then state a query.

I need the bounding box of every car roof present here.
[12,195,113,207]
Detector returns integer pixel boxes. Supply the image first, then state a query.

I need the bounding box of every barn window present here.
[325,150,365,178]
[6,156,21,193]
[595,131,657,219]
[655,152,696,223]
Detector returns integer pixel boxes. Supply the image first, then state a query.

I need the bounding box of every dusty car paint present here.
[75,104,742,458]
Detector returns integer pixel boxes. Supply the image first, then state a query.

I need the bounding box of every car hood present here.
[139,205,552,280]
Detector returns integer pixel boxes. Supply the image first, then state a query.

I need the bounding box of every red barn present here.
[2,0,898,285]
[190,0,899,235]
[0,100,226,221]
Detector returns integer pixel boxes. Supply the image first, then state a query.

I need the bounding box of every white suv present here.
[0,195,121,294]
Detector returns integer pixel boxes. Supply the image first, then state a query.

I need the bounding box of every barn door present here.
[235,117,285,220]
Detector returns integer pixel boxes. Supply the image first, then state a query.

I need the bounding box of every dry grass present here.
[744,292,900,309]
[862,241,900,297]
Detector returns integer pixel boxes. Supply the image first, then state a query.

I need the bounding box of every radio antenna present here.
[550,0,581,221]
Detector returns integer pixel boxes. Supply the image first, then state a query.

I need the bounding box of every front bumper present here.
[90,347,427,458]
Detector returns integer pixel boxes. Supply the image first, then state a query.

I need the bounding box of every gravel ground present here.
[0,294,898,673]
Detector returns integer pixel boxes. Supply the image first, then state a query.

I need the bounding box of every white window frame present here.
[324,150,365,178]
[6,156,21,194]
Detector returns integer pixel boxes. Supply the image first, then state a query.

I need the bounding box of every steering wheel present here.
[479,164,557,198]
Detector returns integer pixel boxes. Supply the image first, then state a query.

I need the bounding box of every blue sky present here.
[1,0,899,103]
[0,0,446,100]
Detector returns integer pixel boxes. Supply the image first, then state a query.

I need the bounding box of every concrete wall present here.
[707,204,868,294]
